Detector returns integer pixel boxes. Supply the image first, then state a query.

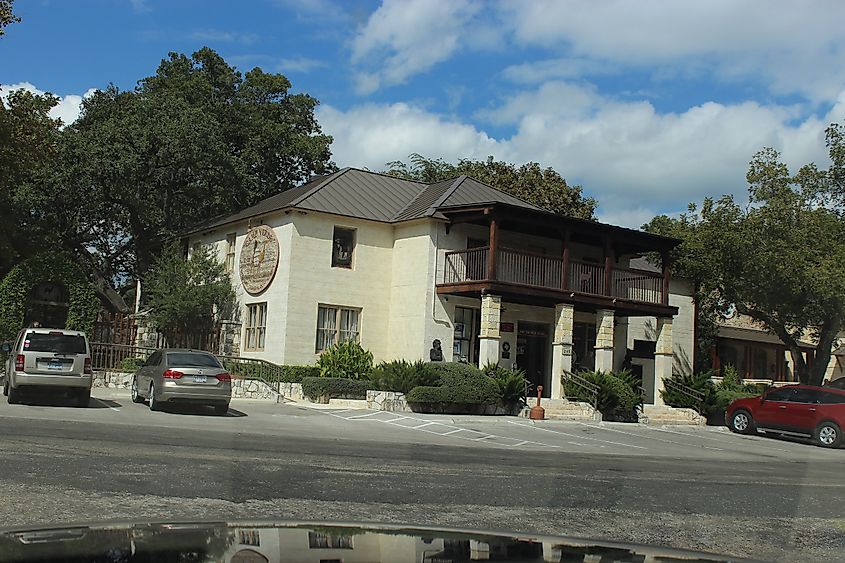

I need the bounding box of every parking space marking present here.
[316,408,559,449]
[508,420,645,449]
[91,398,120,412]
[679,427,799,454]
[572,422,724,451]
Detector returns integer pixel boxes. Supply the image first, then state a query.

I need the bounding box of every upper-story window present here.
[225,233,236,273]
[332,227,355,268]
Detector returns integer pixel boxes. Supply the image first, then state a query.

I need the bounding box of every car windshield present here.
[166,353,221,368]
[23,333,86,355]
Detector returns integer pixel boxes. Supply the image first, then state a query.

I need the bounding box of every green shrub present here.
[406,362,502,412]
[425,361,483,382]
[660,371,717,412]
[222,361,319,383]
[564,370,642,419]
[369,360,439,394]
[302,377,370,403]
[118,356,144,373]
[482,363,529,406]
[317,340,374,380]
[273,365,320,383]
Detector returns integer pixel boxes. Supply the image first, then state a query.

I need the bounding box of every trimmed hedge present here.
[302,376,369,403]
[223,361,319,383]
[406,362,503,413]
[369,359,439,394]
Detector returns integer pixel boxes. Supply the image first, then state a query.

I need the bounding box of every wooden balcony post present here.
[661,250,671,306]
[561,230,571,290]
[487,214,498,281]
[603,237,614,296]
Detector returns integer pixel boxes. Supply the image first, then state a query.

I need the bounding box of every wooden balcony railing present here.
[441,248,665,305]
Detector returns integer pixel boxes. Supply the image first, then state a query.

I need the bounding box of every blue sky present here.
[2,0,845,227]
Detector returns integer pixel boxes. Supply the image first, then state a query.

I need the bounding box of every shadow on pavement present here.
[9,391,122,409]
[157,403,247,418]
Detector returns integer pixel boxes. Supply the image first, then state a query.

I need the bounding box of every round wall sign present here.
[239,225,279,295]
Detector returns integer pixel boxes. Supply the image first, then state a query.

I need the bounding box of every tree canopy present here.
[24,47,335,312]
[645,123,845,385]
[385,154,597,219]
[0,0,20,36]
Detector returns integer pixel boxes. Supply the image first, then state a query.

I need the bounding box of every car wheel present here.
[213,402,229,415]
[130,376,144,404]
[149,383,161,412]
[729,409,755,434]
[7,383,21,405]
[814,421,842,448]
[76,389,90,408]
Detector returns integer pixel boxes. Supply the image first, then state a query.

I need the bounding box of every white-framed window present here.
[331,227,356,268]
[244,303,267,351]
[316,305,360,352]
[225,233,237,273]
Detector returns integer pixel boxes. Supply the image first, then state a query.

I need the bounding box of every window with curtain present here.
[244,303,267,351]
[331,227,355,268]
[316,305,360,352]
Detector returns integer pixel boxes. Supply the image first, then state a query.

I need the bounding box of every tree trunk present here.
[808,319,841,386]
[75,245,131,314]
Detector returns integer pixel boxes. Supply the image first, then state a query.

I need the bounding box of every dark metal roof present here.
[438,176,540,211]
[392,177,457,221]
[294,168,425,222]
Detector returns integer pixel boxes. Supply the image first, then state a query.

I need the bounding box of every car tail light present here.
[84,358,92,374]
[163,369,184,379]
[216,373,232,382]
[15,354,24,372]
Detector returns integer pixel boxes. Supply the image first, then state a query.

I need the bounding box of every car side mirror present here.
[0,342,11,354]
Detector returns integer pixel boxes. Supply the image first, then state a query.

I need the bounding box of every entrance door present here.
[516,322,549,397]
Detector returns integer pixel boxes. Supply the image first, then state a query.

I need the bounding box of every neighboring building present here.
[184,168,686,404]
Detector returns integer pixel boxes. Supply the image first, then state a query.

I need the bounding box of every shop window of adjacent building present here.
[225,233,237,273]
[332,227,355,268]
[453,306,478,363]
[308,532,353,549]
[244,303,267,351]
[316,305,360,352]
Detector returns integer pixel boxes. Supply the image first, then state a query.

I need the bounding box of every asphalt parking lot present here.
[1,388,841,462]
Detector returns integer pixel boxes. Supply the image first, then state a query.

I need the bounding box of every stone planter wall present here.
[278,382,305,401]
[366,390,411,412]
[93,371,133,389]
[230,378,280,401]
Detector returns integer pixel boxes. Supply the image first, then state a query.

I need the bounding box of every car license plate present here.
[193,375,207,383]
[48,361,62,370]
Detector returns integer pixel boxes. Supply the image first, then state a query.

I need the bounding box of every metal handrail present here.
[563,370,600,410]
[218,355,289,392]
[664,378,706,414]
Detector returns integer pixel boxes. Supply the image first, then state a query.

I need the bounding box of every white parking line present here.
[571,422,724,451]
[508,420,645,449]
[92,398,120,412]
[317,409,558,449]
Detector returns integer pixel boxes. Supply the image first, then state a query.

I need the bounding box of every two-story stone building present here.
[184,168,694,404]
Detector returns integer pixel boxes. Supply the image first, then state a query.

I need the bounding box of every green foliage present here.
[302,376,369,403]
[368,359,439,394]
[482,362,529,405]
[118,356,144,373]
[406,362,503,413]
[317,340,374,380]
[564,370,642,418]
[713,365,758,409]
[0,0,20,36]
[384,154,597,219]
[0,252,98,340]
[660,371,717,413]
[143,243,234,340]
[645,123,845,385]
[24,47,335,310]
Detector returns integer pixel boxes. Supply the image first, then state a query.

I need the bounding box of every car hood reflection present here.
[0,521,759,562]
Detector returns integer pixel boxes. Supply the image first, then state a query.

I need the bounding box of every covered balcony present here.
[435,203,679,317]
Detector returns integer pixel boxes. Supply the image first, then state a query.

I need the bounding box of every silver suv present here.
[2,328,92,407]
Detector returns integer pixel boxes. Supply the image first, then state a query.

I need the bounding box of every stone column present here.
[551,303,575,399]
[653,317,673,405]
[478,293,502,366]
[613,315,629,371]
[594,309,615,372]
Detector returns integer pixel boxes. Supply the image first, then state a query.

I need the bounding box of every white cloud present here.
[501,58,614,84]
[0,82,96,126]
[498,0,845,102]
[320,82,845,226]
[278,56,327,73]
[351,0,482,93]
[190,30,259,45]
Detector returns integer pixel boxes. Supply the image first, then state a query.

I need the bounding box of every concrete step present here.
[521,400,602,422]
[640,405,706,426]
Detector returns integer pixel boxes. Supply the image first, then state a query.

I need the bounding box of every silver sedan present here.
[131,349,231,414]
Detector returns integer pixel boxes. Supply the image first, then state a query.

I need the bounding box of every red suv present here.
[726,385,845,448]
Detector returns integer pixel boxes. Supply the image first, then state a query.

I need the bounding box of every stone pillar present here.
[653,317,673,405]
[594,309,615,372]
[550,303,575,398]
[478,294,501,366]
[613,316,629,371]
